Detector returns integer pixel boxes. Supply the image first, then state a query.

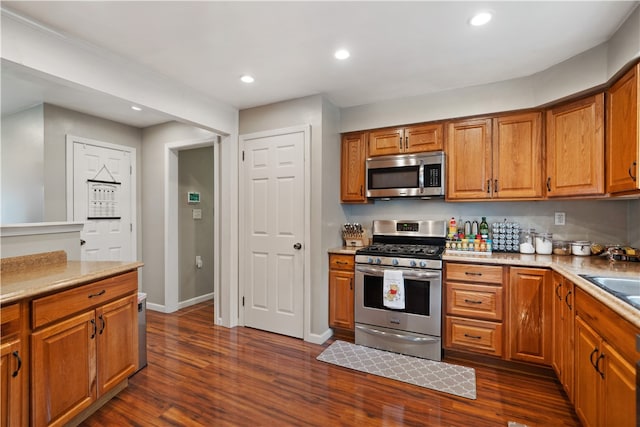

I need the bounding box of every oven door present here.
[355,264,441,337]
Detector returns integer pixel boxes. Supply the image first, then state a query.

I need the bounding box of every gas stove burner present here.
[356,243,445,259]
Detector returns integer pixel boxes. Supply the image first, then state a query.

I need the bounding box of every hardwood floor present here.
[81,301,581,426]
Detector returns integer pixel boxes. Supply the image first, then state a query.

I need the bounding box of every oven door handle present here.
[356,265,440,280]
[356,324,440,344]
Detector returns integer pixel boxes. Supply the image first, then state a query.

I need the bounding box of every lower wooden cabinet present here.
[1,303,25,427]
[328,254,355,331]
[551,273,575,402]
[508,267,552,365]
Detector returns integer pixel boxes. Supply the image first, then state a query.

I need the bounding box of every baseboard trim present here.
[146,293,214,314]
[306,327,333,345]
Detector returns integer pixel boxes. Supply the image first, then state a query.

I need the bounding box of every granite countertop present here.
[328,246,359,255]
[0,260,144,304]
[443,251,640,329]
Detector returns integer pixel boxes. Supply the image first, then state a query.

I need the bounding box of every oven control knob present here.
[392,259,399,266]
[419,261,427,268]
[376,258,382,265]
[368,257,374,264]
[410,260,417,267]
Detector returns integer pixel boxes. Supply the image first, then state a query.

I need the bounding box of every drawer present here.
[329,254,355,271]
[445,316,503,357]
[446,282,503,321]
[1,302,22,338]
[445,263,503,285]
[32,271,137,329]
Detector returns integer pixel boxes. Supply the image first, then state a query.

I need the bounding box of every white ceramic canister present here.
[571,241,592,256]
[535,233,553,255]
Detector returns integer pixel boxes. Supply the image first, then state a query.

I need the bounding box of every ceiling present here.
[2,1,639,128]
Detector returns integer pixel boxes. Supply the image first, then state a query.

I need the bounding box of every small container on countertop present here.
[552,240,571,256]
[535,233,553,255]
[572,241,592,256]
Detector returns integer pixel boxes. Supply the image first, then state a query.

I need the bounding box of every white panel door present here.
[73,142,132,261]
[243,130,305,338]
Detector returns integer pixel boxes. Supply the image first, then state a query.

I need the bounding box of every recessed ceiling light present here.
[334,49,350,60]
[240,75,255,83]
[470,12,492,26]
[131,105,142,111]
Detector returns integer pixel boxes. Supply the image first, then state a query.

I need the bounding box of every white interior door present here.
[242,129,305,338]
[72,140,133,261]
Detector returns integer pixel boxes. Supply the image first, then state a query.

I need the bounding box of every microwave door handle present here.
[419,161,425,193]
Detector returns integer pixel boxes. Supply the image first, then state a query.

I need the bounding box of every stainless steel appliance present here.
[366,152,445,199]
[355,219,446,361]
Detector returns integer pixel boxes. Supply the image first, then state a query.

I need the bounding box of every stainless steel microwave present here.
[366,152,445,199]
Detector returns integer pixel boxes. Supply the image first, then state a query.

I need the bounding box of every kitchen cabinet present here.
[328,254,355,331]
[551,273,574,402]
[30,271,138,427]
[1,303,26,427]
[574,287,637,427]
[444,263,505,357]
[507,267,552,365]
[546,93,605,197]
[446,112,543,200]
[606,63,640,194]
[368,123,443,157]
[340,132,367,203]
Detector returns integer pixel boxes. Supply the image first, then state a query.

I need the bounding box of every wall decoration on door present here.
[87,164,121,220]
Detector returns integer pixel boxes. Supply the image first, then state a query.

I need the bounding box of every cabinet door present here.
[32,311,96,427]
[508,267,552,365]
[574,316,600,427]
[546,94,605,197]
[493,112,543,198]
[329,269,354,330]
[550,273,564,379]
[1,339,22,427]
[606,64,640,194]
[561,280,575,403]
[446,118,492,199]
[340,132,367,203]
[368,128,404,157]
[405,123,443,153]
[601,341,636,427]
[96,295,137,397]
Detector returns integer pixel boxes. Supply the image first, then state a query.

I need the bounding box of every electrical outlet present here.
[554,212,566,226]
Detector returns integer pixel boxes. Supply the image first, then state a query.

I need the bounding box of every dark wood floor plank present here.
[81,301,580,426]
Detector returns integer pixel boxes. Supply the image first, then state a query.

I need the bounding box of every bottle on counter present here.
[480,217,489,239]
[464,221,471,237]
[448,217,456,236]
[471,220,479,236]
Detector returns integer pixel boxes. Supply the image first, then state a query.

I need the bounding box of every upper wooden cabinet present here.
[368,123,443,157]
[606,63,640,194]
[546,94,605,197]
[446,112,543,200]
[340,132,367,203]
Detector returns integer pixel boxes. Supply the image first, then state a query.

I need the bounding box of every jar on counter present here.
[572,241,592,256]
[519,229,536,254]
[552,240,571,255]
[535,233,553,254]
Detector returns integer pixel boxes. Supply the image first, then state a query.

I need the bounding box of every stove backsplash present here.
[344,198,639,248]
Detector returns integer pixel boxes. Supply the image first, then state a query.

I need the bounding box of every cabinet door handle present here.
[464,299,483,305]
[464,333,482,340]
[88,289,106,298]
[629,161,637,182]
[589,347,599,369]
[546,177,551,192]
[405,136,408,149]
[90,319,97,339]
[494,179,498,193]
[555,283,562,300]
[350,278,353,291]
[11,351,21,378]
[465,271,482,276]
[399,136,403,150]
[486,179,491,194]
[564,290,572,310]
[360,185,363,196]
[595,353,605,379]
[98,315,106,335]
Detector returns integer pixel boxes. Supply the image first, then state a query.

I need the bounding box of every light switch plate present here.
[192,208,202,220]
[554,212,565,226]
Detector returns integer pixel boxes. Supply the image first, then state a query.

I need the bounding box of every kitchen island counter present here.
[444,251,640,329]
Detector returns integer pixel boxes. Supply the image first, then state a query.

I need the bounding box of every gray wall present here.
[239,94,346,337]
[178,146,215,302]
[141,121,218,306]
[1,104,44,223]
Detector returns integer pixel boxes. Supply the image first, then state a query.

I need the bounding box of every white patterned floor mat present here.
[317,340,476,400]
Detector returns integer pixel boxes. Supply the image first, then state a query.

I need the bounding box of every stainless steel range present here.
[355,219,446,361]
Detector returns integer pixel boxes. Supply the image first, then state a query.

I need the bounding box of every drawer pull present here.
[464,272,482,276]
[11,351,21,378]
[464,333,482,340]
[464,299,483,305]
[88,290,106,298]
[336,261,349,265]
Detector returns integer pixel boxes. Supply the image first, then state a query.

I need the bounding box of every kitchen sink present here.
[580,275,640,310]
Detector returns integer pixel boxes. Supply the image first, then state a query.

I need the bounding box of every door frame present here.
[238,124,311,339]
[65,134,137,261]
[164,136,220,316]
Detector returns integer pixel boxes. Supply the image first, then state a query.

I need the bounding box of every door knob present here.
[80,239,86,246]
[293,243,302,250]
